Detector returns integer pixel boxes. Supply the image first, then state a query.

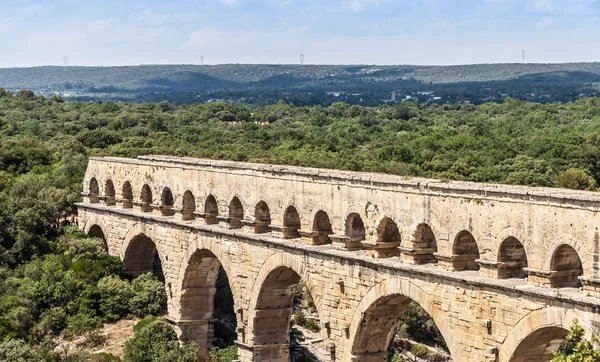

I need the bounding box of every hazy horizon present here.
[2,0,600,68]
[3,60,600,69]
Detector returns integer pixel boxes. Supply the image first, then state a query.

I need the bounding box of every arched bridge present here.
[77,155,600,362]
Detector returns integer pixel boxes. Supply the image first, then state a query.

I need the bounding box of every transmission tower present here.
[63,56,69,70]
[521,50,526,63]
[300,54,304,65]
[200,55,204,65]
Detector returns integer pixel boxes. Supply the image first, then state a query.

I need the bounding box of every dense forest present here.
[1,63,600,105]
[2,88,600,360]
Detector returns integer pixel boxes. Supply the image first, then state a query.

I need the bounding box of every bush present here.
[63,351,121,361]
[129,273,167,317]
[209,345,238,362]
[97,275,134,321]
[124,316,199,362]
[64,313,103,339]
[31,306,67,340]
[411,343,428,358]
[302,318,320,333]
[68,238,108,260]
[0,338,44,362]
[390,350,406,362]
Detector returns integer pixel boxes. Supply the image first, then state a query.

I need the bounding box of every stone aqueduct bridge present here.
[78,155,600,362]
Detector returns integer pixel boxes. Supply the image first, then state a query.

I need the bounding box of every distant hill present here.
[1,63,600,105]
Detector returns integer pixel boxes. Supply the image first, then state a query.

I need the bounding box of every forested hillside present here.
[2,89,600,360]
[1,63,600,105]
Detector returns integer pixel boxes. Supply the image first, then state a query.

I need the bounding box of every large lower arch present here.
[244,252,323,362]
[121,224,164,281]
[346,278,455,362]
[177,244,239,361]
[499,307,596,362]
[82,215,109,252]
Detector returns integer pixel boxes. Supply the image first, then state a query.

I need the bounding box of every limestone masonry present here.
[78,155,600,362]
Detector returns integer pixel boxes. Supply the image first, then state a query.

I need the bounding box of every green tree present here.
[550,320,600,361]
[557,169,597,191]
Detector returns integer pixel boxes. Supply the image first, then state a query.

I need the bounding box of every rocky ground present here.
[54,318,139,358]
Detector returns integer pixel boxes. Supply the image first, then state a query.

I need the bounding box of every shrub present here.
[0,338,44,362]
[68,238,107,260]
[97,275,134,321]
[292,309,306,326]
[411,343,428,358]
[129,273,167,317]
[390,350,406,362]
[31,306,67,340]
[124,316,199,362]
[64,313,103,339]
[209,345,238,362]
[302,318,320,333]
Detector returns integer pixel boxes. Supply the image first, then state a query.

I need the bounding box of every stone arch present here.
[104,179,116,206]
[121,181,133,208]
[499,307,596,362]
[544,234,587,275]
[345,213,366,241]
[181,190,196,221]
[375,216,401,242]
[228,196,244,229]
[121,224,164,281]
[549,244,583,288]
[246,252,323,359]
[312,210,333,244]
[177,236,241,311]
[82,214,109,252]
[346,278,456,361]
[204,194,218,225]
[177,247,238,358]
[253,201,271,234]
[452,230,480,271]
[88,177,99,203]
[160,187,175,216]
[283,205,301,238]
[498,236,528,279]
[140,184,153,212]
[406,223,437,264]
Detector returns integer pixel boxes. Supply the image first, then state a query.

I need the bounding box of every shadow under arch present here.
[246,252,323,360]
[346,278,456,361]
[499,307,596,362]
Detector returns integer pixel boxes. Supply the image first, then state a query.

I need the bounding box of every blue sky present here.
[1,0,599,67]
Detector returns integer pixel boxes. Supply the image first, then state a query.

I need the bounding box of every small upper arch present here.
[181,190,196,220]
[121,181,134,208]
[253,200,271,233]
[204,194,219,224]
[88,177,99,203]
[345,213,366,241]
[283,205,301,239]
[374,216,401,243]
[140,184,153,212]
[104,179,116,206]
[452,230,480,271]
[497,236,528,279]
